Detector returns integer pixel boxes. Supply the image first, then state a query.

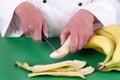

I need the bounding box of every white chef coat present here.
[0,0,120,37]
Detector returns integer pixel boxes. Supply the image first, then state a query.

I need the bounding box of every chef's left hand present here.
[60,9,94,53]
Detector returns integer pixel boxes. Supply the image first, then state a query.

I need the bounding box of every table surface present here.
[0,37,119,80]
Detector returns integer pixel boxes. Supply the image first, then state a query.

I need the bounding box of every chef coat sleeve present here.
[80,0,120,26]
[0,0,26,37]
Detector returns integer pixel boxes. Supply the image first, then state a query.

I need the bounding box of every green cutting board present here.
[0,37,119,80]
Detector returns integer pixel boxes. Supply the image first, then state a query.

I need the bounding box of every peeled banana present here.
[50,36,70,59]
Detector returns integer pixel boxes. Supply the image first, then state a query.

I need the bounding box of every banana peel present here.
[15,60,86,73]
[28,66,94,78]
[15,60,95,79]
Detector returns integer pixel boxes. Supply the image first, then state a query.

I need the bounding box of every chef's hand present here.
[60,9,94,53]
[15,2,48,43]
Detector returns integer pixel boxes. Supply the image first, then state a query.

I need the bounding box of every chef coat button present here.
[43,0,47,3]
[78,2,83,6]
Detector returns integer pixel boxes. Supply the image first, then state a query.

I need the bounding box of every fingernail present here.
[45,33,48,38]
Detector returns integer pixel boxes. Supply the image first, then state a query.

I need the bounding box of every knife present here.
[42,33,56,51]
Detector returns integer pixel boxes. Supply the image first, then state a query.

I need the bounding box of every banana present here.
[94,28,116,43]
[95,24,120,71]
[50,36,70,59]
[98,63,120,72]
[85,35,115,63]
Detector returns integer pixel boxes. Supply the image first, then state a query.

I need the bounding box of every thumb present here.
[33,28,42,43]
[60,28,69,45]
[42,21,48,38]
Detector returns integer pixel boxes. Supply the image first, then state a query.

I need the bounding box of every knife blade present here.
[42,33,56,51]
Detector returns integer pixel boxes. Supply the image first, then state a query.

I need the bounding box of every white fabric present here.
[0,0,120,37]
[0,0,26,37]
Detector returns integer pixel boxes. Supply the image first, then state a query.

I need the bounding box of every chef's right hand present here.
[15,2,48,43]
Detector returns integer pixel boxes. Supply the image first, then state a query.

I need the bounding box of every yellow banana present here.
[85,35,115,63]
[95,24,120,71]
[95,28,115,43]
[99,64,120,72]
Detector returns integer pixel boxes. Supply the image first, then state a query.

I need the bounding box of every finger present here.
[24,25,33,37]
[83,33,92,48]
[83,38,88,48]
[33,26,42,43]
[60,28,70,45]
[24,31,31,36]
[78,33,85,50]
[70,31,78,53]
[42,20,48,38]
[21,24,30,36]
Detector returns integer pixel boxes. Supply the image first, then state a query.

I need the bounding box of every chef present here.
[0,0,120,53]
